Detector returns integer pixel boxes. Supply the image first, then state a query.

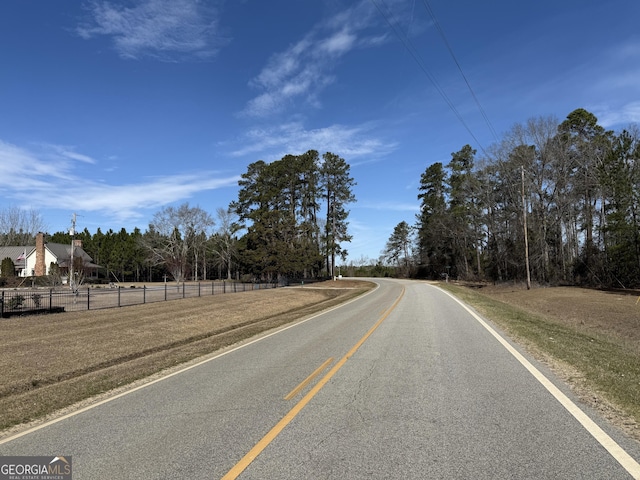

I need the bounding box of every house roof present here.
[45,243,101,269]
[49,243,100,268]
[0,246,34,268]
[46,243,93,263]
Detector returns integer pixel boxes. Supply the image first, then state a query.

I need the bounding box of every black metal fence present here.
[0,281,280,318]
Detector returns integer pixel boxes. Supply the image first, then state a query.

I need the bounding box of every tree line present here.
[384,108,640,288]
[0,150,356,283]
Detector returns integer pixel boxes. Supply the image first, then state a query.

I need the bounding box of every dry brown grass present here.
[472,284,640,347]
[0,280,373,435]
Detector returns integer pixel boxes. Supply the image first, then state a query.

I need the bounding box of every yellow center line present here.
[221,286,405,480]
[284,357,335,401]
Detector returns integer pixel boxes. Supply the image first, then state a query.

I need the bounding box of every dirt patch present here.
[0,279,373,437]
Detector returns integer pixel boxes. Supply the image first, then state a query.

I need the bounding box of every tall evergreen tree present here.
[320,152,356,277]
[557,108,612,282]
[383,221,414,276]
[416,162,448,278]
[446,144,477,279]
[599,128,640,286]
[232,152,326,280]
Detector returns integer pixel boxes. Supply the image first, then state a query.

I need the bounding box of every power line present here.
[420,0,500,143]
[369,0,489,156]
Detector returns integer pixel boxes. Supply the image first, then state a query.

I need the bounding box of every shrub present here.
[31,293,42,308]
[7,294,24,310]
[1,257,15,278]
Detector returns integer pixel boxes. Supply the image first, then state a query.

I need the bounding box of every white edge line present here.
[0,282,380,446]
[434,285,640,479]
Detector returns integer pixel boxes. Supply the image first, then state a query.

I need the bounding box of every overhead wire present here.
[369,0,490,156]
[420,0,500,143]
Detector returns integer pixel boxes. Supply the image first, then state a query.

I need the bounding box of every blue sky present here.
[1,0,639,263]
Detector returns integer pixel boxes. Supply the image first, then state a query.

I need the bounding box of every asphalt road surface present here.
[2,279,640,479]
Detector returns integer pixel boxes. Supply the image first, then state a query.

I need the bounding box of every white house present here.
[0,233,101,279]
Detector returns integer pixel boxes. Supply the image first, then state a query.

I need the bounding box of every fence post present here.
[118,286,121,307]
[143,285,146,304]
[182,282,185,298]
[212,281,214,295]
[164,282,167,301]
[1,291,4,318]
[87,287,90,310]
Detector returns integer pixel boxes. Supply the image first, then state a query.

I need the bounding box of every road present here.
[1,279,640,479]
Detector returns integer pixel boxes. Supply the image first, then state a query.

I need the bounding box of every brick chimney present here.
[35,232,46,276]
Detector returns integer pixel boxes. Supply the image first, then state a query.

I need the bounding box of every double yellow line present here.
[222,287,405,479]
[284,357,335,401]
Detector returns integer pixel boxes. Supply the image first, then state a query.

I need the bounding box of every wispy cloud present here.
[228,121,397,162]
[594,101,640,128]
[0,140,239,223]
[240,1,399,118]
[588,38,640,128]
[42,143,98,164]
[77,0,228,61]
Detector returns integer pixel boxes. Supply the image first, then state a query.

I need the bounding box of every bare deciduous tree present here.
[0,206,46,246]
[210,207,239,280]
[143,203,214,282]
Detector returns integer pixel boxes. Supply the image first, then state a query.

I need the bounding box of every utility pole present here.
[521,166,531,290]
[70,213,77,292]
[331,202,336,279]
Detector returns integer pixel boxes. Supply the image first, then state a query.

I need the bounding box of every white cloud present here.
[318,29,357,55]
[240,0,401,118]
[0,141,82,182]
[593,102,640,128]
[65,173,238,221]
[77,0,227,61]
[0,140,239,223]
[576,39,640,128]
[252,38,311,90]
[229,121,397,161]
[42,143,98,164]
[242,41,328,117]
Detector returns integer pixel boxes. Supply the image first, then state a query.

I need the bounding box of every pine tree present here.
[384,221,414,276]
[416,162,448,278]
[320,152,356,277]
